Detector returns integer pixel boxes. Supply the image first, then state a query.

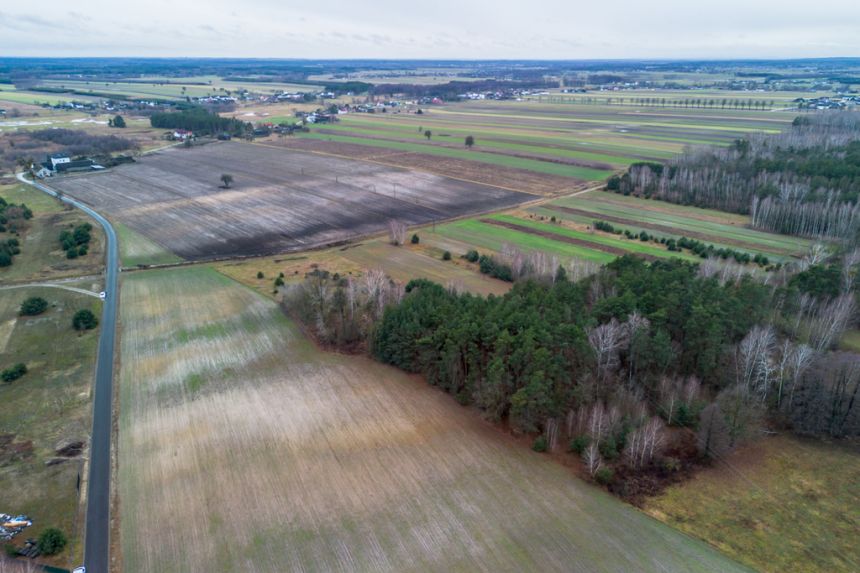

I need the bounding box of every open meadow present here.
[0,285,101,569]
[0,184,105,283]
[116,266,750,572]
[49,141,533,261]
[644,435,860,573]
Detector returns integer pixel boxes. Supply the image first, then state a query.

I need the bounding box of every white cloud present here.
[0,0,858,58]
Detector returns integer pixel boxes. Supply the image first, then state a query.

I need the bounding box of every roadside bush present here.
[595,467,614,485]
[531,435,548,452]
[442,250,452,261]
[1,363,27,383]
[72,309,98,331]
[36,528,67,556]
[411,233,420,244]
[19,296,48,316]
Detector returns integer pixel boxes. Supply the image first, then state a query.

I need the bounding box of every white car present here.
[73,567,86,573]
[99,291,106,301]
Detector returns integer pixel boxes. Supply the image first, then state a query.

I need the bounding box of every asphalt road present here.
[18,173,118,573]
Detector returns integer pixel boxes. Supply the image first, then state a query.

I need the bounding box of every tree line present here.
[365,253,858,496]
[607,112,860,242]
[149,107,251,136]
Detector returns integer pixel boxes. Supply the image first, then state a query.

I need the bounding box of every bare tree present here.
[387,219,408,246]
[737,325,777,403]
[588,319,627,395]
[583,442,603,476]
[808,294,855,352]
[624,416,666,468]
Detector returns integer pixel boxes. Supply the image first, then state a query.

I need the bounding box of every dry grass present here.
[214,238,511,300]
[644,434,860,573]
[117,266,748,572]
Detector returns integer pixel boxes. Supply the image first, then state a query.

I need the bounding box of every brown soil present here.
[479,217,655,260]
[275,138,583,196]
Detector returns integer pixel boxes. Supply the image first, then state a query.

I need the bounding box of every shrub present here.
[3,543,17,557]
[595,467,614,485]
[274,276,285,287]
[66,247,79,259]
[411,233,420,244]
[532,435,548,452]
[36,528,67,556]
[464,249,480,263]
[19,296,48,316]
[256,271,264,279]
[442,250,452,261]
[72,309,99,331]
[1,363,27,383]
[569,434,590,454]
[598,435,619,460]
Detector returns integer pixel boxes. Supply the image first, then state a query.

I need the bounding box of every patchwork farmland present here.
[281,97,796,186]
[421,190,812,267]
[48,141,534,261]
[117,266,751,573]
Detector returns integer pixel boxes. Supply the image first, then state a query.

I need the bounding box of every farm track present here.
[543,204,800,256]
[478,217,653,259]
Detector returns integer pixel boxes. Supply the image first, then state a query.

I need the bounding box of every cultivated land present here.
[421,188,811,267]
[288,98,795,185]
[644,435,860,573]
[0,286,101,569]
[48,141,534,261]
[117,266,750,573]
[0,184,105,283]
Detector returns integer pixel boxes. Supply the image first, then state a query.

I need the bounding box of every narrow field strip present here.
[542,204,799,258]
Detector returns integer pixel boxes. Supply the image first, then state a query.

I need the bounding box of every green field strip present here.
[487,214,700,261]
[297,132,612,180]
[530,206,795,263]
[556,195,811,254]
[435,219,615,263]
[321,122,640,166]
[434,109,784,134]
[342,116,679,159]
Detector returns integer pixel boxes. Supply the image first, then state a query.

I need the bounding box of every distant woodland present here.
[608,113,860,242]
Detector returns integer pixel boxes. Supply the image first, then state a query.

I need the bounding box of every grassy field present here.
[0,184,105,283]
[114,221,183,268]
[215,238,512,299]
[644,435,860,573]
[117,266,749,572]
[0,286,100,569]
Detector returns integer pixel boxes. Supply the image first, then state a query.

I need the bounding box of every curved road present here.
[0,283,101,298]
[17,172,118,573]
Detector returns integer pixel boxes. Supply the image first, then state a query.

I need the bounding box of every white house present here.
[48,153,71,170]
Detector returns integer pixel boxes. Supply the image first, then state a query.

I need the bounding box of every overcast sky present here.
[1,0,859,59]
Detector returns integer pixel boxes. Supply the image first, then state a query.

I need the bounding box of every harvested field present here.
[118,266,749,573]
[49,142,534,261]
[276,138,585,195]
